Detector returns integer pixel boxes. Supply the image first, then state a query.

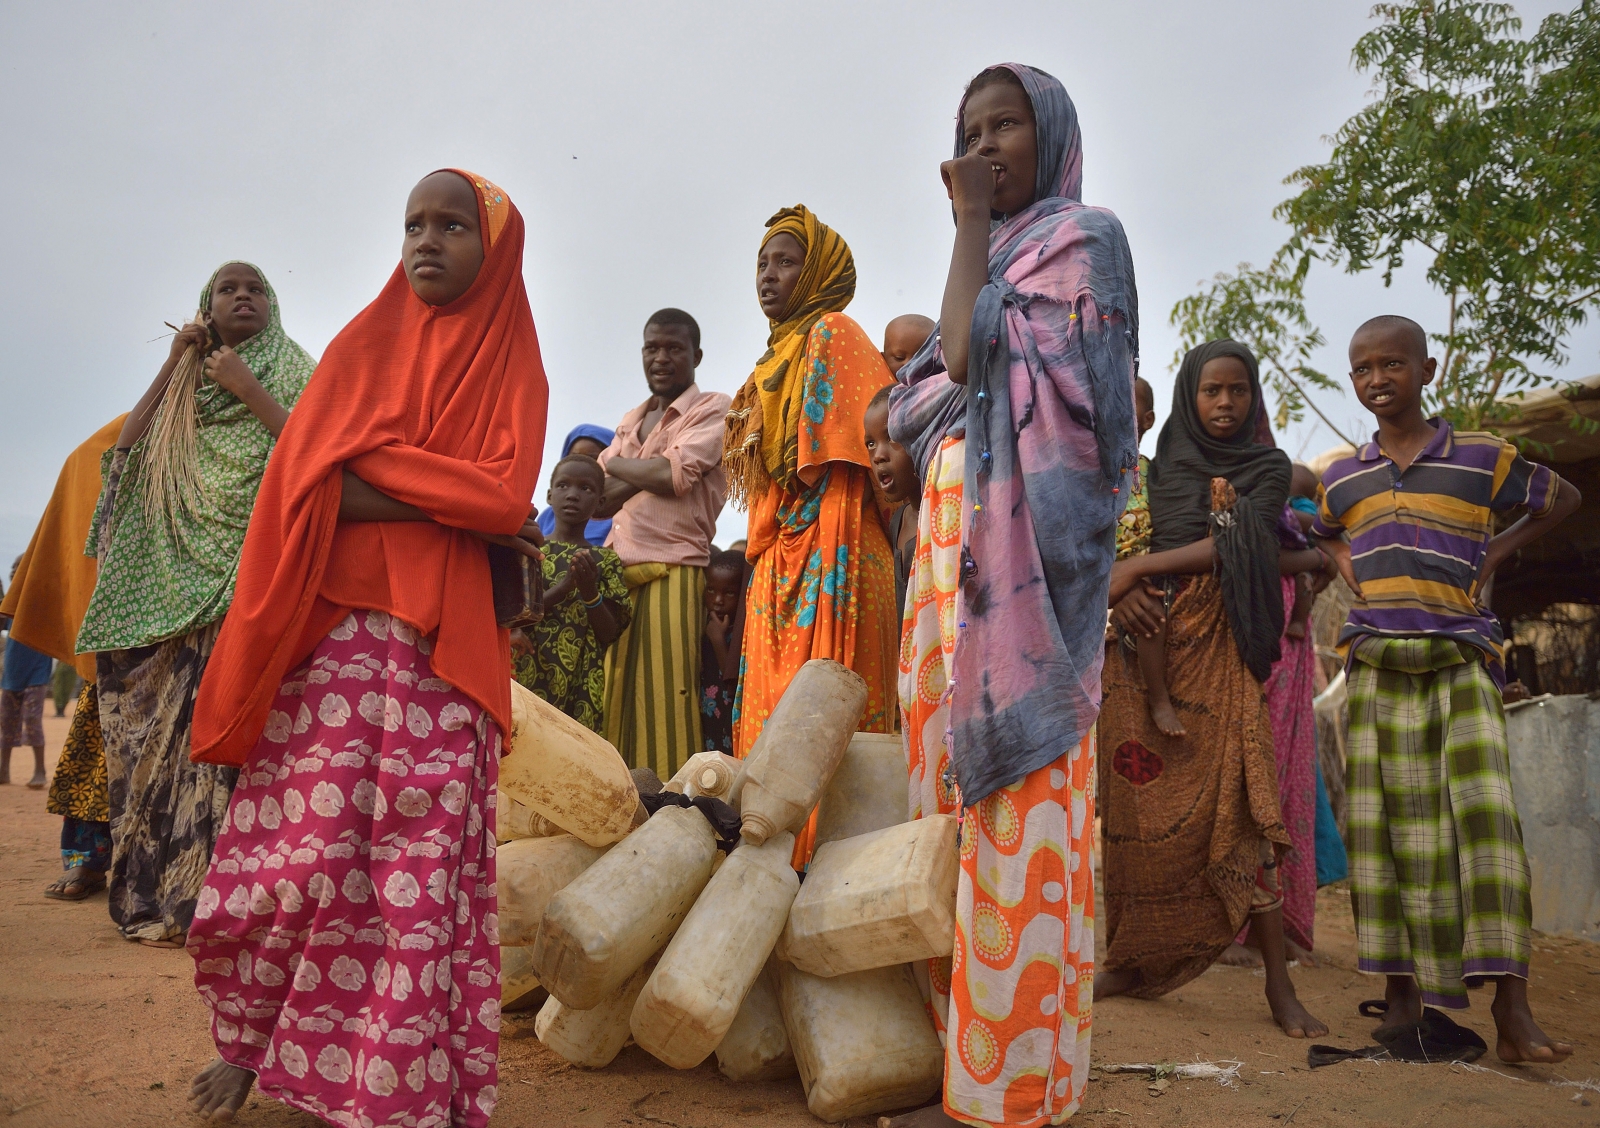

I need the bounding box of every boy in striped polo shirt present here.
[1314,315,1576,1064]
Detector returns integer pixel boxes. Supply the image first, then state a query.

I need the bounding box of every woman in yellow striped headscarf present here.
[725,205,898,869]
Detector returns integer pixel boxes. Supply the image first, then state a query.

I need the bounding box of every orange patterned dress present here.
[733,311,898,868]
[903,436,1097,1127]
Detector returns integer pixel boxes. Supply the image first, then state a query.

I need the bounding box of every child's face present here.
[1134,381,1156,442]
[547,464,603,525]
[208,264,269,349]
[882,320,932,377]
[568,437,606,460]
[1195,356,1253,441]
[864,402,916,504]
[960,81,1038,216]
[757,233,805,321]
[705,568,743,619]
[1349,324,1435,421]
[403,171,485,307]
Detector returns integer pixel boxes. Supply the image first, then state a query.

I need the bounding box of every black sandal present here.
[44,866,106,901]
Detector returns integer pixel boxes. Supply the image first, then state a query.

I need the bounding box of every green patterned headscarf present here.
[77,262,317,652]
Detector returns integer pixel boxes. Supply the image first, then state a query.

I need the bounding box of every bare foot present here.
[1094,967,1139,1000]
[878,1104,966,1127]
[1287,939,1318,968]
[1491,976,1572,1064]
[1148,697,1186,738]
[1267,984,1328,1039]
[190,1057,254,1120]
[27,770,46,790]
[1373,975,1423,1040]
[1218,942,1263,968]
[1285,620,1307,641]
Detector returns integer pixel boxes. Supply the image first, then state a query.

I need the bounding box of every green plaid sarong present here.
[1345,636,1531,1008]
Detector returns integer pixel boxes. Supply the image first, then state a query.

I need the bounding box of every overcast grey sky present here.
[2,0,1593,566]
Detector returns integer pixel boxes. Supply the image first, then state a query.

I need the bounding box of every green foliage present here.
[1169,260,1353,444]
[1276,0,1600,431]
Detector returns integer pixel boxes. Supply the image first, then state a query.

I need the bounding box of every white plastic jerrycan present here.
[499,679,640,847]
[776,959,943,1121]
[812,731,908,847]
[533,956,656,1069]
[664,750,746,806]
[531,804,718,1009]
[781,814,959,977]
[497,834,610,948]
[739,660,867,846]
[500,944,543,1012]
[715,957,797,1083]
[629,832,799,1069]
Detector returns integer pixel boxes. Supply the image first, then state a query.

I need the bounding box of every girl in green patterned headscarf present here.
[78,261,315,945]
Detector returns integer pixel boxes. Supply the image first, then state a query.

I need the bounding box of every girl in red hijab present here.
[188,170,548,1127]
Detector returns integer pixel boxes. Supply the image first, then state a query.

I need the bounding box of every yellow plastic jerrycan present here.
[739,660,867,846]
[629,832,799,1068]
[531,804,718,1009]
[499,679,639,848]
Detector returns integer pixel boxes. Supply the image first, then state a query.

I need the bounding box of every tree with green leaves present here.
[1175,0,1600,434]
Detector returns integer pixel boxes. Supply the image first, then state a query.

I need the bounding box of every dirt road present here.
[1,702,1595,1127]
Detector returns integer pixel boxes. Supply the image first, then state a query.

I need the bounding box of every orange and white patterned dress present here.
[902,436,1097,1127]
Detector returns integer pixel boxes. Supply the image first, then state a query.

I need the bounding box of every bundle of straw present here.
[139,316,211,536]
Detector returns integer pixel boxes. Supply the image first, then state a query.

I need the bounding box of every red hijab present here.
[192,170,549,766]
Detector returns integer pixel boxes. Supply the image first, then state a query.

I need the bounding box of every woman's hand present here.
[1111,581,1167,639]
[1107,557,1145,608]
[168,319,210,363]
[202,347,262,399]
[941,151,998,216]
[569,550,599,602]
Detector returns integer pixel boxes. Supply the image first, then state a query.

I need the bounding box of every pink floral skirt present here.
[189,611,501,1128]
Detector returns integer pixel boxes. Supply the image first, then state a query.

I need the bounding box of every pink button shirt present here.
[598,383,731,568]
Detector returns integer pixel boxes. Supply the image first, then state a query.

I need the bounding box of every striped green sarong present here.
[1346,635,1531,1008]
[602,564,705,781]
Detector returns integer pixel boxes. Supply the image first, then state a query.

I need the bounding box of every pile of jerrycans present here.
[495,659,958,1122]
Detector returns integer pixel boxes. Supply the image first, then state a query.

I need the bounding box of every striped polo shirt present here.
[1312,420,1556,681]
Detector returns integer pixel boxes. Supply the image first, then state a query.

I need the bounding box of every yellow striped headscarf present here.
[723,204,857,508]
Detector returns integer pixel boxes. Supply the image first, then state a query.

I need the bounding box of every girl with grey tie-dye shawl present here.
[887,63,1137,1126]
[889,63,1138,804]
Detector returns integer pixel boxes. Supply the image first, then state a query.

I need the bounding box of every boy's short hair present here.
[706,549,746,579]
[645,307,700,351]
[867,385,894,413]
[1353,314,1427,359]
[1133,375,1153,407]
[551,452,604,488]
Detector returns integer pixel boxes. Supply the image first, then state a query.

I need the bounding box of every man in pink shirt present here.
[596,309,731,780]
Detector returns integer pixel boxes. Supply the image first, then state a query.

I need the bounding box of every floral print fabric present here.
[190,611,500,1128]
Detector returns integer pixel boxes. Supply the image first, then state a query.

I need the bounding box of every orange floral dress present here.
[733,312,897,868]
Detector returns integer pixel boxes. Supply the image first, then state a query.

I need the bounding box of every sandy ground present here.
[2,702,1598,1128]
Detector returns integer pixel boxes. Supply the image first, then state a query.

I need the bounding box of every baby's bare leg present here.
[1137,627,1185,737]
[1285,574,1312,640]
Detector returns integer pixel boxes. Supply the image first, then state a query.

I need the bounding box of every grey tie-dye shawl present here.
[890,63,1140,803]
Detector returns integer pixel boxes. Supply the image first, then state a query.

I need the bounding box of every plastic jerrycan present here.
[498,679,640,847]
[780,814,959,977]
[629,832,800,1069]
[715,957,797,1082]
[812,731,908,846]
[739,660,868,846]
[531,804,718,1009]
[500,944,542,1012]
[664,750,746,806]
[534,956,657,1069]
[497,834,610,947]
[775,959,943,1121]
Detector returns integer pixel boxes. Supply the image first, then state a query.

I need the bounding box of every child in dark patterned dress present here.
[699,550,747,753]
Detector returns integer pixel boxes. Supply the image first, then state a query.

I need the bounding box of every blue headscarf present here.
[891,63,1140,803]
[536,423,617,542]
